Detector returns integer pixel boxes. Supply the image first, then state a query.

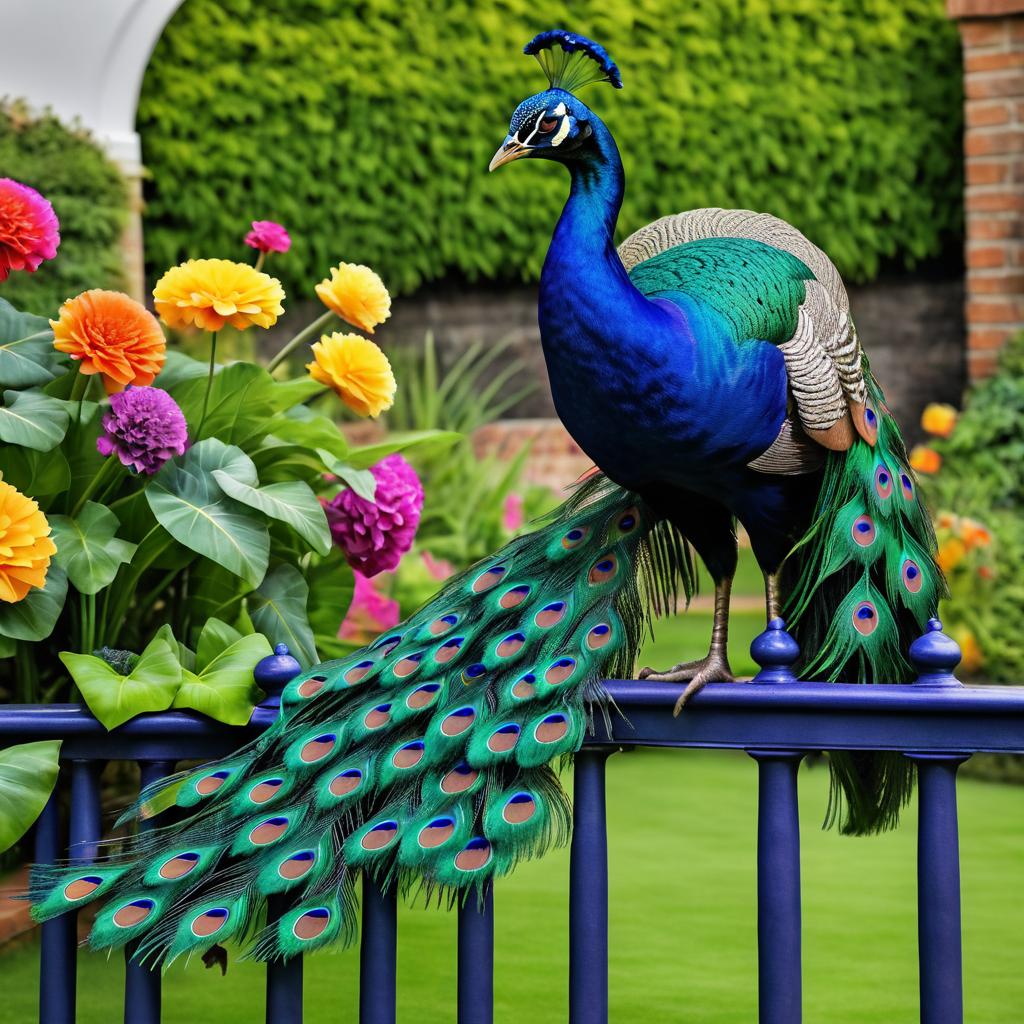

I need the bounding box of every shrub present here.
[0,102,127,314]
[138,0,962,299]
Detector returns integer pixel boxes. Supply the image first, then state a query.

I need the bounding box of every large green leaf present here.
[345,430,461,469]
[49,502,137,595]
[172,622,270,726]
[250,437,324,484]
[0,389,69,451]
[0,566,67,642]
[61,401,106,500]
[248,563,317,667]
[211,472,331,555]
[154,350,209,390]
[307,549,356,653]
[0,740,61,853]
[0,445,70,500]
[146,439,269,588]
[265,406,350,460]
[318,449,376,502]
[0,299,62,390]
[61,632,182,730]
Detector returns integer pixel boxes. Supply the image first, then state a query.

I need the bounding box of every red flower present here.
[0,178,59,281]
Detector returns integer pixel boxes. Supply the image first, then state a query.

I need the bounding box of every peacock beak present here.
[489,137,529,171]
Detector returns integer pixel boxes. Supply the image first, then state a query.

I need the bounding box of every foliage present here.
[0,102,127,315]
[0,740,60,853]
[916,336,1024,683]
[138,0,962,298]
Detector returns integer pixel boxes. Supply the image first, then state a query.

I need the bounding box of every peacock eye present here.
[539,118,559,133]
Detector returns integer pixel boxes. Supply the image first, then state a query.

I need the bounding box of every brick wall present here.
[950,0,1024,377]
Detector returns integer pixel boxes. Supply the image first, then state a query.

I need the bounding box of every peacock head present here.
[489,30,622,172]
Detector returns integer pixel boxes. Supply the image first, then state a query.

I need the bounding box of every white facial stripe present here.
[551,115,571,147]
[553,101,567,117]
[522,111,545,147]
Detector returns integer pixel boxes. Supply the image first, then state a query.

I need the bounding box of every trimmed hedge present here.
[0,102,127,315]
[139,0,962,297]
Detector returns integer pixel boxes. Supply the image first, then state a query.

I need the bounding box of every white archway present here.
[0,0,184,174]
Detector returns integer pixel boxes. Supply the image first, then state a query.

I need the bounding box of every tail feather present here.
[31,474,693,963]
[785,368,944,834]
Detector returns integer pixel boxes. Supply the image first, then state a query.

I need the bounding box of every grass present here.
[3,749,1022,1022]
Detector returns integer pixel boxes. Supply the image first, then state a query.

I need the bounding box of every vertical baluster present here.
[457,885,494,1024]
[36,786,74,1024]
[912,753,969,1024]
[749,751,803,1024]
[359,877,397,1024]
[124,760,174,1024]
[569,749,611,1024]
[266,894,303,1024]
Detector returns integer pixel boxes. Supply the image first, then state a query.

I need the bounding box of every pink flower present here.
[324,454,424,576]
[339,571,400,644]
[503,493,525,532]
[244,220,291,254]
[0,178,59,281]
[421,550,456,582]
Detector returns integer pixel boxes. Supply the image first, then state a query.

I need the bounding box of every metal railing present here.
[2,617,1023,1024]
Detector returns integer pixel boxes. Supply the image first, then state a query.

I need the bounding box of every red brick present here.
[960,19,1009,46]
[965,71,1024,99]
[951,1,1024,17]
[967,298,1024,320]
[968,350,1001,379]
[967,243,1008,266]
[970,271,1024,292]
[967,215,1022,238]
[966,100,1013,126]
[965,128,1024,155]
[968,326,1015,350]
[966,49,1024,72]
[967,159,1011,184]
[966,189,1024,211]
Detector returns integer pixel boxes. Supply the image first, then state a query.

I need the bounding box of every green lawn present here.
[4,748,1022,1022]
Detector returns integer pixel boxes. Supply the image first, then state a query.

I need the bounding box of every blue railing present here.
[2,618,1023,1024]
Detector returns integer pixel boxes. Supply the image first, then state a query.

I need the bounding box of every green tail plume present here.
[785,371,945,834]
[31,475,694,964]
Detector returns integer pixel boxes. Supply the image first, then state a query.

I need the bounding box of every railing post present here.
[266,894,304,1024]
[569,748,613,1024]
[749,750,804,1024]
[457,885,494,1024]
[124,760,174,1024]
[910,753,970,1024]
[35,786,74,1024]
[360,877,397,1024]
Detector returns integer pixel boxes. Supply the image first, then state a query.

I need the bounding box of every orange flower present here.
[51,290,165,393]
[0,480,56,603]
[936,511,958,531]
[909,445,942,475]
[153,258,284,332]
[315,263,391,334]
[936,537,966,573]
[921,402,957,438]
[959,518,993,551]
[954,628,983,675]
[307,332,396,417]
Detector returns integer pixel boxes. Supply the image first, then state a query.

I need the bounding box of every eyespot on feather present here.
[535,601,566,628]
[852,601,879,636]
[499,584,531,609]
[851,514,876,547]
[472,565,506,593]
[588,554,618,584]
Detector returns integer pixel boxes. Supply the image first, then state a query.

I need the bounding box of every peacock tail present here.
[30,474,694,965]
[783,366,944,834]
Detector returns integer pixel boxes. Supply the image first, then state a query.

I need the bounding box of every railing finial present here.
[751,617,800,684]
[909,618,963,688]
[255,643,303,708]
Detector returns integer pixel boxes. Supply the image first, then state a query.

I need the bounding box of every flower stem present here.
[72,456,122,518]
[267,310,336,373]
[69,363,89,422]
[254,251,266,272]
[196,331,218,437]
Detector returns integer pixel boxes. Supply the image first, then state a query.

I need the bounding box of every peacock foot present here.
[638,651,736,717]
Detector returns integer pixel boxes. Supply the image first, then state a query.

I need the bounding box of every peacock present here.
[31,29,942,965]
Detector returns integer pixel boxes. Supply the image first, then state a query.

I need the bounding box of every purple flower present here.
[96,386,188,475]
[324,454,424,576]
[244,220,291,254]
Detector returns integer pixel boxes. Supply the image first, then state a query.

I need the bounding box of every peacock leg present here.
[765,571,781,621]
[638,575,736,715]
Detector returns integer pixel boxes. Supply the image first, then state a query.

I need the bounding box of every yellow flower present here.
[0,480,57,603]
[937,537,966,574]
[954,627,983,675]
[153,258,284,332]
[909,445,942,475]
[315,263,391,334]
[307,332,396,417]
[921,402,957,439]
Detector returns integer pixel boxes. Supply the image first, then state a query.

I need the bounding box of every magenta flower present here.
[339,571,401,643]
[503,493,525,532]
[96,386,188,475]
[324,454,424,576]
[244,220,291,254]
[0,178,60,282]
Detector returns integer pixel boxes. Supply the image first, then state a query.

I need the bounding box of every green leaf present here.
[0,299,61,390]
[49,503,137,595]
[154,350,209,390]
[248,563,317,667]
[172,626,269,725]
[194,616,244,669]
[0,389,69,451]
[317,449,376,502]
[265,406,350,460]
[0,740,61,853]
[146,439,269,587]
[211,472,331,555]
[0,566,67,642]
[307,549,355,652]
[61,632,182,730]
[0,445,70,499]
[345,430,462,469]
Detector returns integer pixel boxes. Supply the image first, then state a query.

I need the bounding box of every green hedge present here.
[139,0,962,298]
[0,102,127,315]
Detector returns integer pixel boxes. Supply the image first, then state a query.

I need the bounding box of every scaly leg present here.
[638,575,737,715]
